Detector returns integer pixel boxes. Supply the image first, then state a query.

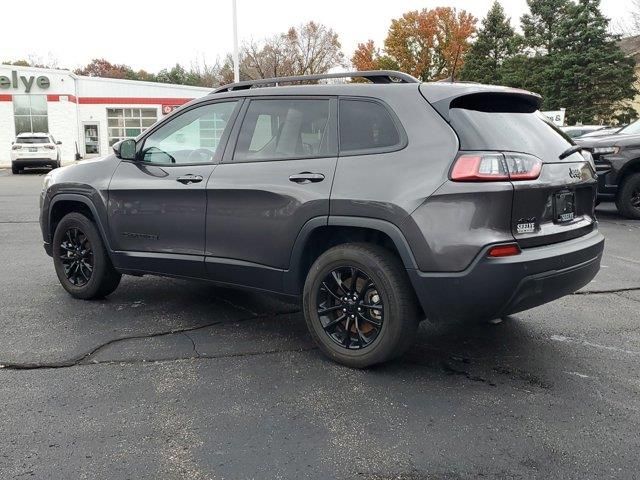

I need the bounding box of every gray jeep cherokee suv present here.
[39,71,604,367]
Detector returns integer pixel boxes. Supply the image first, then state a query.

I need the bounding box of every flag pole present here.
[232,0,240,82]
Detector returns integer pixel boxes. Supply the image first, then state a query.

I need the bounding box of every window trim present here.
[225,95,338,164]
[107,107,158,147]
[132,98,244,167]
[337,96,407,157]
[13,94,49,135]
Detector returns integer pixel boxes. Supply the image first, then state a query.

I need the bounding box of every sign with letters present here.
[541,108,566,127]
[162,104,181,115]
[0,70,50,93]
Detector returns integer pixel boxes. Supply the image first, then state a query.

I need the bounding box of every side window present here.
[339,99,402,154]
[141,101,238,164]
[234,99,331,162]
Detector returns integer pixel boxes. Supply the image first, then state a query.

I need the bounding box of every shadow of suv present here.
[39,71,604,368]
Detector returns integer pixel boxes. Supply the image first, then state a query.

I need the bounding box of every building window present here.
[13,95,49,134]
[107,108,158,146]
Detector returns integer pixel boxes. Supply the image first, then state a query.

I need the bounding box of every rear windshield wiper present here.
[559,145,583,160]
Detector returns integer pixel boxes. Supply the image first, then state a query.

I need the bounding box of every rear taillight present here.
[451,153,542,182]
[44,145,55,150]
[12,145,22,150]
[487,243,521,257]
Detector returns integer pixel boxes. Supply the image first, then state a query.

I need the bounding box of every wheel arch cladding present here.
[284,216,419,295]
[49,195,111,251]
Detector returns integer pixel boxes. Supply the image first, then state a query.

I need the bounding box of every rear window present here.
[16,137,49,144]
[449,109,573,160]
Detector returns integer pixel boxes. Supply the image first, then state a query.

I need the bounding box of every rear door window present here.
[233,99,333,162]
[339,99,403,155]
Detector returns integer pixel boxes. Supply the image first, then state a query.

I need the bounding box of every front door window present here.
[141,101,239,164]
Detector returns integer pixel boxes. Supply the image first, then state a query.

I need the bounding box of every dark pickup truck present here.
[576,120,640,219]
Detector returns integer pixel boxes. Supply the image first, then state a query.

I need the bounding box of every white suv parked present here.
[10,133,62,174]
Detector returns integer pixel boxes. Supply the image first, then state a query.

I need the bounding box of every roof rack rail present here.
[211,70,419,94]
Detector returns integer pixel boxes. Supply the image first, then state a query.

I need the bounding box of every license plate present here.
[28,147,37,152]
[554,191,575,223]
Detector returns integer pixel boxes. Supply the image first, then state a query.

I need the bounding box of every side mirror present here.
[56,141,62,145]
[113,139,137,160]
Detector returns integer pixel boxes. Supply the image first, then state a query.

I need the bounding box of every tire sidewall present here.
[52,213,109,299]
[618,173,640,219]
[303,247,408,366]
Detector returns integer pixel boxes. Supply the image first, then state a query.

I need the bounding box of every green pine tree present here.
[521,0,573,54]
[460,1,519,84]
[547,0,637,123]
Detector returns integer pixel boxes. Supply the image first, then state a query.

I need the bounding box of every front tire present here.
[616,172,640,219]
[11,164,20,174]
[303,243,419,368]
[52,212,121,299]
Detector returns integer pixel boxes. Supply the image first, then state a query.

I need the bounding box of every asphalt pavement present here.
[0,168,639,480]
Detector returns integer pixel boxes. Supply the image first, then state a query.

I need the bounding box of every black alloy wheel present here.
[303,243,420,368]
[59,227,94,287]
[631,186,640,209]
[317,266,384,350]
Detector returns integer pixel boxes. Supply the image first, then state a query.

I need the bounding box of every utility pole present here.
[232,0,240,82]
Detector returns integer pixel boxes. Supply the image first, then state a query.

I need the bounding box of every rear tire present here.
[52,212,121,299]
[616,172,640,219]
[303,243,419,368]
[11,164,20,174]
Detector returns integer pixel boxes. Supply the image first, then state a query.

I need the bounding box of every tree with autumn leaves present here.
[352,7,477,81]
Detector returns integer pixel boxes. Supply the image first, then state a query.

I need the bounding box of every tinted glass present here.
[339,99,400,153]
[12,96,31,116]
[449,109,573,160]
[142,101,237,164]
[17,137,49,144]
[31,116,49,133]
[29,95,48,115]
[618,120,640,135]
[234,99,331,162]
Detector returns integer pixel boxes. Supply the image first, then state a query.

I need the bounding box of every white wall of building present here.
[48,99,80,164]
[0,65,210,167]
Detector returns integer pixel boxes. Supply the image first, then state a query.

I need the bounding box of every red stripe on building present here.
[46,94,78,103]
[78,97,194,105]
[0,94,193,104]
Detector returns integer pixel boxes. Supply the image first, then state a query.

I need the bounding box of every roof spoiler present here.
[420,84,542,122]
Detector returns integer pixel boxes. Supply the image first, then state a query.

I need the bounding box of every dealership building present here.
[0,65,211,167]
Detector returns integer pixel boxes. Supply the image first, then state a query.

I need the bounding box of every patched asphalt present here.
[0,169,639,479]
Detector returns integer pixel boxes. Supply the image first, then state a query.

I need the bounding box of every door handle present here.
[176,175,203,185]
[289,172,325,184]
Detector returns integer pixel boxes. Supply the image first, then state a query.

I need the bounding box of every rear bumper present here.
[12,158,57,168]
[408,230,604,322]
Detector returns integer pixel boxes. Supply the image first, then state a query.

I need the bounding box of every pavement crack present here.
[440,361,496,387]
[0,309,300,372]
[0,220,39,224]
[574,286,640,295]
[2,346,317,371]
[182,332,201,357]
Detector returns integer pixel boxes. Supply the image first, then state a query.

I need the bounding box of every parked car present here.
[578,126,622,139]
[39,71,604,368]
[576,119,640,219]
[11,132,62,174]
[561,125,610,138]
